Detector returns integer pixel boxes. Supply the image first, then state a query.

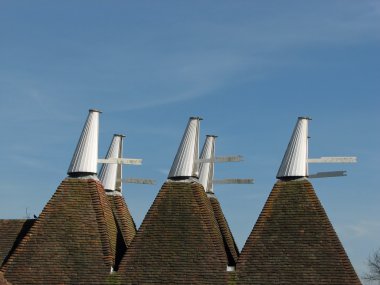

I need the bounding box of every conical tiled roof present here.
[0,219,35,266]
[2,178,118,285]
[118,181,229,284]
[0,272,11,285]
[236,179,362,284]
[199,135,239,266]
[116,117,228,283]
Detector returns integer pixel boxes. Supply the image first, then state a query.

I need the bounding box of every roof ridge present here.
[88,179,117,268]
[192,183,227,261]
[1,216,41,272]
[209,196,240,266]
[0,219,35,268]
[107,196,136,246]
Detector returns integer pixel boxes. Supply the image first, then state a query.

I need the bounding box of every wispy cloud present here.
[106,1,380,111]
[0,73,78,123]
[105,51,251,111]
[2,1,377,116]
[339,220,380,240]
[8,154,62,175]
[1,1,379,116]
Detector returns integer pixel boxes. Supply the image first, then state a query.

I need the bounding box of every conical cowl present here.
[276,117,310,179]
[99,134,125,195]
[199,135,217,193]
[168,117,202,179]
[236,179,362,284]
[68,109,101,176]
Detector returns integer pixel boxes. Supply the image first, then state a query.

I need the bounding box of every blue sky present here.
[0,0,379,280]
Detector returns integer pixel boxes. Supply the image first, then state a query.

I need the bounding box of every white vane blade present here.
[308,171,347,179]
[196,155,243,163]
[120,158,143,165]
[215,155,244,162]
[118,178,156,185]
[308,156,357,163]
[98,158,114,164]
[212,178,255,184]
[98,158,142,165]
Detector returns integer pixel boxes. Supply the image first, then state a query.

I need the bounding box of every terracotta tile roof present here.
[107,195,136,270]
[0,219,34,266]
[208,195,239,266]
[0,272,11,285]
[2,178,119,285]
[236,179,362,285]
[118,181,228,284]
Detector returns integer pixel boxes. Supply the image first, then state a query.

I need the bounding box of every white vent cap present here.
[68,109,101,176]
[99,134,125,192]
[168,117,202,179]
[277,117,357,179]
[276,117,310,179]
[199,135,217,193]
